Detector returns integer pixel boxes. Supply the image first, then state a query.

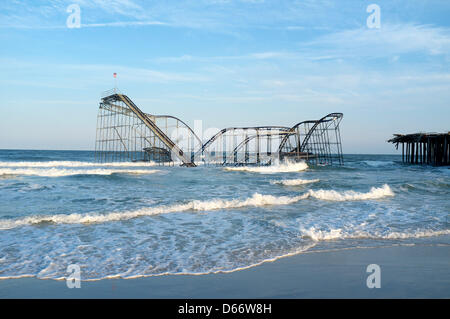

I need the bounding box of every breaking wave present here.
[272,178,320,186]
[224,161,308,173]
[306,184,394,201]
[0,193,309,229]
[0,168,161,177]
[0,161,157,168]
[0,185,395,230]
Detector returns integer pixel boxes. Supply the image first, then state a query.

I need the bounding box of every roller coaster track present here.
[277,113,343,153]
[299,113,343,152]
[96,90,343,166]
[197,126,291,158]
[104,93,196,167]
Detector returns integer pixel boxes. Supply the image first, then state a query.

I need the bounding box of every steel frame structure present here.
[278,113,344,165]
[95,90,344,166]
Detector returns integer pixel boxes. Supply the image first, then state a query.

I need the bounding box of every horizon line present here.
[0,148,400,156]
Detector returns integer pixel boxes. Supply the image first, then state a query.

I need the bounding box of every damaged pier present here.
[388,132,450,166]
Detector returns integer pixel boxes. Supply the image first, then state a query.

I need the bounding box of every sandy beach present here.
[1,242,449,299]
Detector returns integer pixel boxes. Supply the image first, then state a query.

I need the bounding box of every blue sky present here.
[0,0,449,153]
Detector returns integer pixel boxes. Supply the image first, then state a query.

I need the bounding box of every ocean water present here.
[0,150,449,281]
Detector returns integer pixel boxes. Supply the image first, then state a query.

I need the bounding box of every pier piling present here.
[388,133,450,166]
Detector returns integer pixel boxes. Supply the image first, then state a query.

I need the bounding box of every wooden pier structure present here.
[388,132,450,166]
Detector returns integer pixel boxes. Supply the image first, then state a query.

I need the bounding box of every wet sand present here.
[1,243,449,299]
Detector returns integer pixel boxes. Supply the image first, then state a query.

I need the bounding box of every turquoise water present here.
[0,150,449,280]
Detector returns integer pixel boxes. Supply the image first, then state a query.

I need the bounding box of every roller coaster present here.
[95,89,344,166]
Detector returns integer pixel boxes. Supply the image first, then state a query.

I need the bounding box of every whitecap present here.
[271,178,320,186]
[305,184,394,201]
[0,168,161,177]
[0,161,158,168]
[0,185,397,229]
[0,193,309,229]
[224,161,308,174]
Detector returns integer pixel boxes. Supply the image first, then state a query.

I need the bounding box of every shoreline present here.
[1,243,449,298]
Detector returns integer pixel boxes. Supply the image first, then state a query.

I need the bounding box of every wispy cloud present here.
[153,51,299,64]
[303,23,450,58]
[81,20,167,28]
[0,0,353,30]
[74,0,145,18]
[0,58,210,89]
[151,23,450,65]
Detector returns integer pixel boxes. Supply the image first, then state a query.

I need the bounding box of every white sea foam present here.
[300,227,345,241]
[379,230,450,239]
[0,185,397,229]
[0,161,158,168]
[305,184,394,201]
[0,242,319,281]
[301,226,450,241]
[272,178,320,186]
[224,161,308,173]
[0,168,160,177]
[0,193,309,230]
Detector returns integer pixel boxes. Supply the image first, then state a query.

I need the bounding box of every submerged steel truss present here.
[95,90,344,166]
